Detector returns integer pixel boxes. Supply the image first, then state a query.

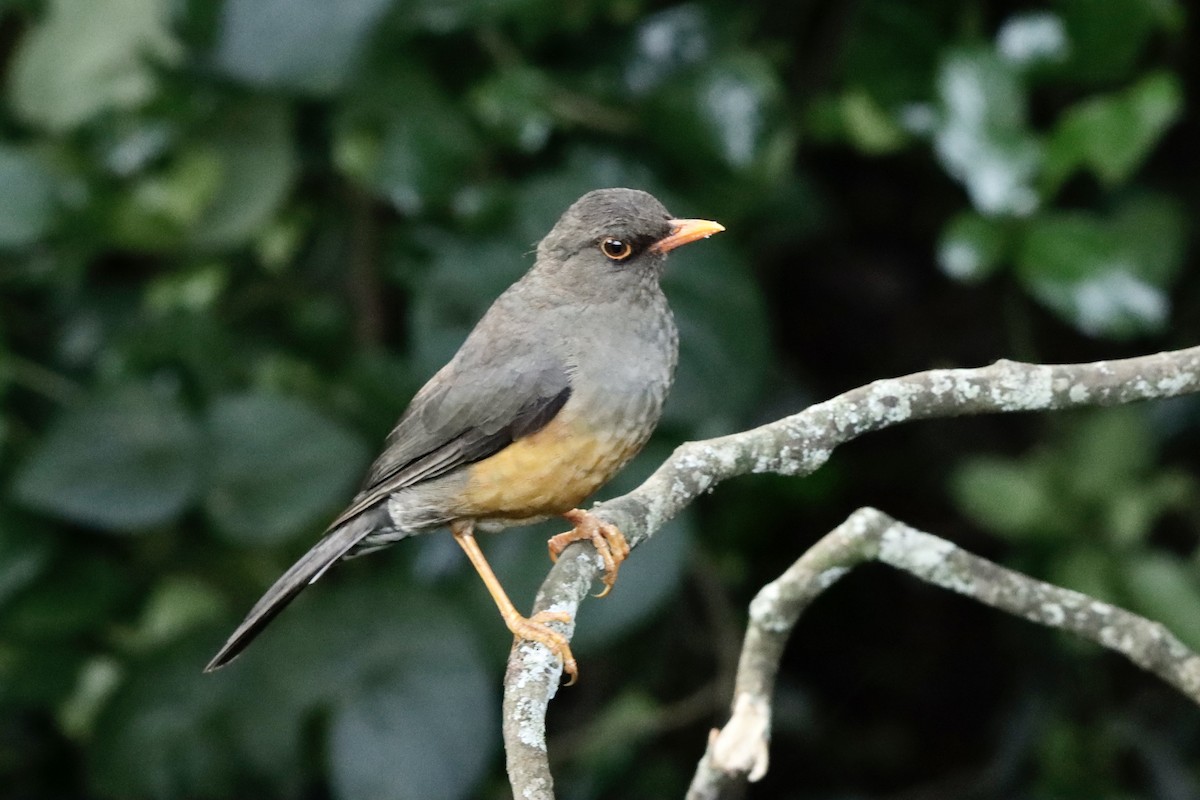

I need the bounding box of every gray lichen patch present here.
[749,582,791,633]
[992,362,1054,411]
[1156,370,1196,395]
[1038,602,1066,626]
[864,379,921,423]
[514,695,549,750]
[521,776,551,800]
[816,565,850,590]
[879,525,979,597]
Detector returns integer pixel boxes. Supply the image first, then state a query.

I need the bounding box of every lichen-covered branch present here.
[685,507,1200,800]
[502,346,1200,799]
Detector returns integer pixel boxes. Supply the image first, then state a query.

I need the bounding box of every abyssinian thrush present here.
[205,188,724,682]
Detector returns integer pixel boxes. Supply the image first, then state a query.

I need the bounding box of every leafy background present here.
[1,0,1199,798]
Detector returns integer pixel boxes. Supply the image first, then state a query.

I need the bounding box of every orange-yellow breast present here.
[458,414,644,520]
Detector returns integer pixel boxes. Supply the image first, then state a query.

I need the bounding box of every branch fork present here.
[502,347,1200,799]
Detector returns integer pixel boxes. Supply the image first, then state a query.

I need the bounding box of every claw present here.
[512,609,578,685]
[547,509,629,599]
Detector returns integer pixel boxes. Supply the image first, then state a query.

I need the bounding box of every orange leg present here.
[547,509,630,598]
[452,520,578,685]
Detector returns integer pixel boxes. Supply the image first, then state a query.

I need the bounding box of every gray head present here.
[531,188,724,299]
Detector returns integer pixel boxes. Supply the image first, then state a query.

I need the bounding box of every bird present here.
[204,188,724,683]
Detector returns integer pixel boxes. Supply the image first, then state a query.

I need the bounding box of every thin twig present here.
[502,346,1200,799]
[685,507,1200,799]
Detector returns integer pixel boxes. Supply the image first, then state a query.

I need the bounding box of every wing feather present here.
[326,352,572,532]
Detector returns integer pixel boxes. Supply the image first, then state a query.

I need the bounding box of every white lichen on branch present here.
[502,346,1200,800]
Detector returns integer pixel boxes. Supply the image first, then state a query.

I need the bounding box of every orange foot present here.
[548,509,631,598]
[506,608,578,685]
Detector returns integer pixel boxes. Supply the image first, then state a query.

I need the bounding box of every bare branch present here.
[503,346,1200,798]
[685,507,1200,799]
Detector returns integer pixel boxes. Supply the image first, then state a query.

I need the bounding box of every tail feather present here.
[204,508,386,672]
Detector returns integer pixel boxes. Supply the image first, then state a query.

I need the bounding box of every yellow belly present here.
[458,416,642,520]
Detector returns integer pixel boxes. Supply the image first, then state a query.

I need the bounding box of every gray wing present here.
[326,335,572,531]
[205,322,572,672]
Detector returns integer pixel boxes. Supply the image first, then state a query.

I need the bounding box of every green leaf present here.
[7,0,181,131]
[335,64,484,214]
[58,656,123,739]
[932,48,1041,216]
[470,67,555,154]
[1016,207,1179,338]
[951,455,1056,539]
[393,0,538,34]
[1104,487,1170,548]
[838,90,908,154]
[4,555,130,638]
[1055,0,1181,84]
[0,511,55,609]
[807,90,908,154]
[995,11,1069,67]
[121,577,226,651]
[407,231,527,378]
[647,52,793,184]
[213,0,394,94]
[1063,408,1155,500]
[323,586,495,800]
[328,625,495,800]
[217,577,496,799]
[12,386,202,532]
[190,103,299,249]
[621,4,716,96]
[0,146,57,247]
[840,0,948,105]
[937,211,1009,281]
[1058,408,1193,546]
[111,147,224,250]
[1044,72,1182,191]
[204,393,369,545]
[144,263,230,315]
[565,690,660,765]
[90,638,243,798]
[1107,192,1187,287]
[1120,554,1200,651]
[0,642,87,707]
[1049,546,1116,602]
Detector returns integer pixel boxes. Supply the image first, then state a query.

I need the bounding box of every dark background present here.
[1,0,1198,798]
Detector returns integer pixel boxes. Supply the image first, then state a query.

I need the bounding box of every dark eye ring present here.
[600,238,633,261]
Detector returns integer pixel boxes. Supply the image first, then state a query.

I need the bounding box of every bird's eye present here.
[600,238,633,261]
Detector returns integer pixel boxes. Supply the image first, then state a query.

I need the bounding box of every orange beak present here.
[650,218,726,254]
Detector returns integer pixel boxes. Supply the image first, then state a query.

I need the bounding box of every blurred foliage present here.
[1,0,1199,799]
[953,407,1200,647]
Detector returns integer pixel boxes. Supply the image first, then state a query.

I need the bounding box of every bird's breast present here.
[457,295,676,522]
[456,409,651,520]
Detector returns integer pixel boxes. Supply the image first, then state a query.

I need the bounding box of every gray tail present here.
[203,508,386,672]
